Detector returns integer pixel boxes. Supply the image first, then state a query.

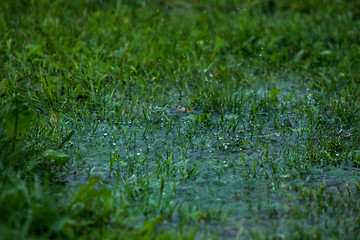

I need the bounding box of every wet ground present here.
[55,81,360,238]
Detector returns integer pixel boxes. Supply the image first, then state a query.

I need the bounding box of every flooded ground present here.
[56,81,360,239]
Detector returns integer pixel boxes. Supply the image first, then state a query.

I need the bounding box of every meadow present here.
[1,0,360,239]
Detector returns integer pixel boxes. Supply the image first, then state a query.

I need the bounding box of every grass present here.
[1,0,360,239]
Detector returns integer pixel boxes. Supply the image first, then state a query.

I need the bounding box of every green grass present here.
[1,0,360,239]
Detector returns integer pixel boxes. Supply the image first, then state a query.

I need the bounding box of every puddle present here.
[55,85,360,238]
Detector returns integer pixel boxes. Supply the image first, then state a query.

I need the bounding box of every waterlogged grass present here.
[1,0,360,239]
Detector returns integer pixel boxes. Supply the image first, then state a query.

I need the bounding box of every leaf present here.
[73,177,101,203]
[269,88,280,101]
[224,114,238,121]
[110,150,118,170]
[58,130,75,149]
[0,79,9,96]
[177,107,193,113]
[50,113,58,124]
[25,43,43,58]
[2,96,34,151]
[294,49,304,62]
[158,173,165,208]
[320,50,333,56]
[43,149,70,167]
[195,113,211,123]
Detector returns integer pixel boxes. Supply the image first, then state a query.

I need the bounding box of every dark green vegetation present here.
[1,0,360,239]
